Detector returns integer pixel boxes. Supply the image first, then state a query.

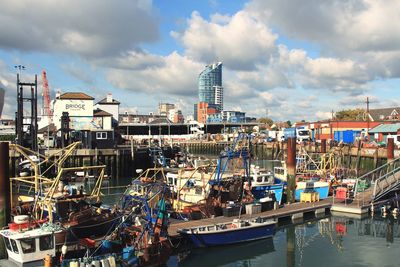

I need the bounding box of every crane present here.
[41,70,52,121]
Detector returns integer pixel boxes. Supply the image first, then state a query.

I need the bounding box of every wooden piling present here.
[355,140,362,176]
[0,142,11,226]
[387,137,394,163]
[373,148,379,169]
[287,137,296,203]
[321,139,326,154]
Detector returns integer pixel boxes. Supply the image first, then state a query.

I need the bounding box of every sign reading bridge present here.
[66,103,86,111]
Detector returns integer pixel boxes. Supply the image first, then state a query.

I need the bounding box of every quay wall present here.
[9,145,179,179]
[179,141,392,173]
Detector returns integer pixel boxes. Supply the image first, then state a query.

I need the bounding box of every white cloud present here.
[246,0,400,81]
[172,10,277,70]
[0,0,159,58]
[106,51,202,96]
[315,111,332,120]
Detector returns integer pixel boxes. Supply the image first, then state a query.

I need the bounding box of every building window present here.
[96,132,107,140]
[20,238,36,253]
[40,235,54,251]
[10,239,19,254]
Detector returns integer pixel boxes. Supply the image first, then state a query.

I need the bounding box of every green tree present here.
[257,117,273,126]
[335,108,365,121]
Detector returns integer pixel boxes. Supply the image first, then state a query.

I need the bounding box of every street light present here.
[14,65,26,77]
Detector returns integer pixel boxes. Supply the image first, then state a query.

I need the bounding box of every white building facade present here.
[52,92,95,130]
[94,93,120,124]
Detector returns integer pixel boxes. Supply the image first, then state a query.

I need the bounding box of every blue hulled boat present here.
[249,165,284,204]
[177,217,275,247]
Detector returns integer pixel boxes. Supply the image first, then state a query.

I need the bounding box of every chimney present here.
[56,90,61,99]
[106,93,112,103]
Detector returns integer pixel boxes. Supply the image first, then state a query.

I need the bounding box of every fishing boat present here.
[8,143,122,251]
[249,165,284,204]
[0,214,133,267]
[273,163,330,201]
[177,217,275,247]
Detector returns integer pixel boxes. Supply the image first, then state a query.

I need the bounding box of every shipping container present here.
[334,130,361,144]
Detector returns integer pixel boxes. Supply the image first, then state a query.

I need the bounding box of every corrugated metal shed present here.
[369,123,400,133]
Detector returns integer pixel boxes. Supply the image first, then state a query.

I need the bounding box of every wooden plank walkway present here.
[168,198,332,237]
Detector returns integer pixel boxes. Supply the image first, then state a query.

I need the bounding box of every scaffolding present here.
[15,74,38,151]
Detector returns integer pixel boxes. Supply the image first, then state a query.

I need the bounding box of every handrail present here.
[372,167,400,200]
[354,157,400,197]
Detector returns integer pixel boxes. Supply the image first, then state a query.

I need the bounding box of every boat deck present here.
[168,198,332,237]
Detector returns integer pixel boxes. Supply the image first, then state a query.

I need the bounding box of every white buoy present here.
[135,169,143,174]
[61,244,68,255]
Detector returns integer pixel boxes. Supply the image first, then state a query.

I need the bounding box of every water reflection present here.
[173,215,400,267]
[319,214,400,248]
[287,225,295,267]
[177,238,275,267]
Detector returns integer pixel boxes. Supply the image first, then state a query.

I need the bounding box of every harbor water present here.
[169,214,400,267]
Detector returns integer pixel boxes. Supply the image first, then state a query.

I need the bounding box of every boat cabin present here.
[1,226,57,266]
[273,166,287,181]
[250,172,275,186]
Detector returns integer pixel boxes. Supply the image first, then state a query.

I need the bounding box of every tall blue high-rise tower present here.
[198,62,223,111]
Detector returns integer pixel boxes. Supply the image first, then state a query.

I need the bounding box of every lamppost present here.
[14,65,25,80]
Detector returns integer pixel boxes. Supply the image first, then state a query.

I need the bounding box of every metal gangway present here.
[354,157,400,204]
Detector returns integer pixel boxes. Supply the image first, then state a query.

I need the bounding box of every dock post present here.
[373,148,379,169]
[321,139,326,154]
[287,137,296,203]
[355,140,362,176]
[387,137,394,163]
[0,142,11,226]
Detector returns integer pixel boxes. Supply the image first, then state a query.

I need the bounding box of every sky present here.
[0,0,400,122]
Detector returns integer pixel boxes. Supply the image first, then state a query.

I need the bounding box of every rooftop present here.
[93,109,113,117]
[96,98,120,105]
[58,92,94,100]
[369,123,400,133]
[368,107,400,121]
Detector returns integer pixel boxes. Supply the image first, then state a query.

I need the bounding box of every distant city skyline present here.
[0,0,400,121]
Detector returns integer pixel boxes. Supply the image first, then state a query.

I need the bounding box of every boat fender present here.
[14,215,29,224]
[107,256,116,267]
[100,259,110,267]
[61,244,68,255]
